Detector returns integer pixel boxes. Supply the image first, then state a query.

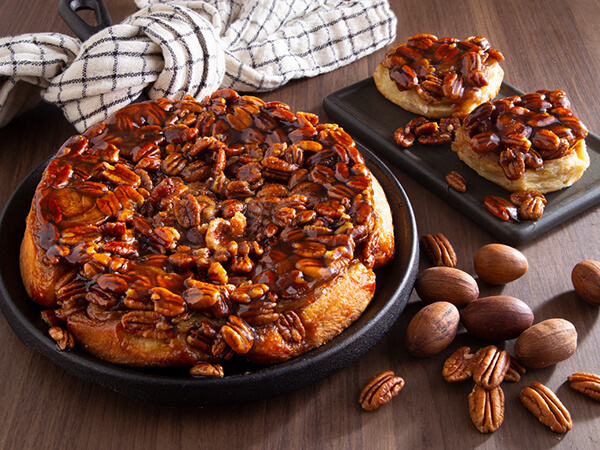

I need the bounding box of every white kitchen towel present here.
[0,0,397,132]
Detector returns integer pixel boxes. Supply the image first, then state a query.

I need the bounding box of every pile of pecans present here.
[370,230,600,433]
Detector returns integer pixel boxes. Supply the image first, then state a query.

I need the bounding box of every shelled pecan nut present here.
[445,171,467,192]
[468,384,505,433]
[420,232,457,267]
[483,195,519,222]
[48,326,75,350]
[519,381,573,433]
[503,355,526,383]
[442,346,477,382]
[568,372,600,401]
[472,345,510,389]
[359,370,405,411]
[190,363,225,377]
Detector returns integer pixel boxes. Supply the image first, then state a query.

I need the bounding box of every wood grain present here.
[1,0,600,448]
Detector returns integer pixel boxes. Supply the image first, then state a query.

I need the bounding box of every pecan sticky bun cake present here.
[374,34,505,118]
[452,90,589,193]
[19,89,395,373]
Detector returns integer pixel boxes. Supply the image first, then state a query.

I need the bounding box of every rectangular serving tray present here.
[323,77,600,245]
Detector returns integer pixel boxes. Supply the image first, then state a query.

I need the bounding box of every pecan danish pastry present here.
[452,90,589,193]
[19,90,395,371]
[374,34,504,118]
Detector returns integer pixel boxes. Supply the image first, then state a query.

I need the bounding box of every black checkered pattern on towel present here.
[0,0,396,132]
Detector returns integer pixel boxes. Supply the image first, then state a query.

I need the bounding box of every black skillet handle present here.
[58,0,113,41]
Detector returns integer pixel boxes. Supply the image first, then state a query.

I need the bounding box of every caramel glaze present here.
[24,89,394,368]
[463,90,589,180]
[381,34,504,107]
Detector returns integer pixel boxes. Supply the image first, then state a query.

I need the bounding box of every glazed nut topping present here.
[394,117,459,149]
[464,91,588,181]
[484,190,547,223]
[568,372,600,401]
[359,370,405,411]
[468,384,505,434]
[382,34,504,105]
[31,89,388,371]
[445,171,467,192]
[48,326,75,350]
[519,382,573,433]
[420,232,457,267]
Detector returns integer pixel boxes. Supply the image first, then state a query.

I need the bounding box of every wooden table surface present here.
[1,0,600,448]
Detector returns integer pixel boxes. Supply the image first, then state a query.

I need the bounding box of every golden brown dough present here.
[20,90,395,373]
[374,34,505,118]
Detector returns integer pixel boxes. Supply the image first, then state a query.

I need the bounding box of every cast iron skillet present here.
[0,0,419,406]
[0,142,418,406]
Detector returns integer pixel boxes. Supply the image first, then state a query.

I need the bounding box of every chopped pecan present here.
[519,382,572,433]
[568,372,600,401]
[417,132,452,146]
[190,363,224,377]
[420,232,457,268]
[394,126,415,148]
[468,384,505,433]
[442,346,477,382]
[359,370,405,411]
[503,355,526,383]
[439,117,461,135]
[48,326,75,350]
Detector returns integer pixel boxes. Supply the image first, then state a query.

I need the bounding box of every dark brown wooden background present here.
[1,1,599,448]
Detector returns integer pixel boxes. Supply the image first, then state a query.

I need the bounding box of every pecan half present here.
[420,232,457,268]
[276,310,306,343]
[48,326,75,350]
[483,195,519,222]
[519,195,546,221]
[468,384,505,433]
[394,126,415,148]
[503,355,526,383]
[190,363,224,377]
[359,370,405,411]
[472,345,510,389]
[442,346,477,382]
[568,372,600,401]
[519,382,573,433]
[219,315,254,354]
[445,171,467,192]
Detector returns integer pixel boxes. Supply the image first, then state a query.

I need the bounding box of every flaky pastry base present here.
[373,62,504,118]
[452,126,590,193]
